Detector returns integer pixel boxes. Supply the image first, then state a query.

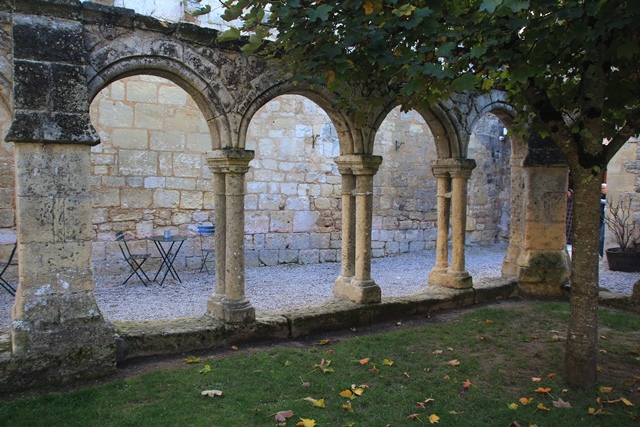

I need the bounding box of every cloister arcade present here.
[0,1,575,389]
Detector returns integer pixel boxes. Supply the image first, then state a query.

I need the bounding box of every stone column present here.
[333,154,382,303]
[502,155,526,278]
[333,166,356,291]
[206,149,255,323]
[4,12,116,386]
[428,163,452,286]
[447,161,476,289]
[207,171,226,317]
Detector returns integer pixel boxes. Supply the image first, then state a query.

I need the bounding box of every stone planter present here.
[606,248,640,272]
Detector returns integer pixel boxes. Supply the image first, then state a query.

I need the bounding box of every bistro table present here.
[148,234,187,286]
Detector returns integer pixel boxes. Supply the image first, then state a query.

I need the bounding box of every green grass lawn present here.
[1,299,639,426]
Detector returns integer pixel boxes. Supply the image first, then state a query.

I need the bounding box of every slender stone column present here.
[333,166,356,292]
[333,154,382,303]
[428,164,452,286]
[448,161,475,289]
[206,171,226,317]
[206,149,255,323]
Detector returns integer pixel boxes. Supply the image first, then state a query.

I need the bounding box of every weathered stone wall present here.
[467,113,512,245]
[605,138,639,250]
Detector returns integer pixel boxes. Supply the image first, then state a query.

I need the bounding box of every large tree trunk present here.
[564,167,603,388]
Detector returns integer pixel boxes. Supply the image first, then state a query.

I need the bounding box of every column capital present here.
[431,158,476,178]
[334,154,382,175]
[206,149,255,174]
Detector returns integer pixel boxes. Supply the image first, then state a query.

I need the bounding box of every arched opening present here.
[89,74,216,321]
[242,94,342,311]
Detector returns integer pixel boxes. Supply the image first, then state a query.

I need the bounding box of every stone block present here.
[167,177,197,190]
[173,153,202,177]
[289,233,310,250]
[121,189,152,209]
[279,249,298,264]
[153,189,180,208]
[98,100,133,128]
[126,80,158,103]
[270,211,293,232]
[319,249,338,262]
[309,232,330,249]
[246,212,269,234]
[244,194,258,210]
[134,104,164,129]
[293,211,319,232]
[186,133,211,153]
[159,85,188,105]
[258,250,278,266]
[144,177,166,189]
[150,131,186,151]
[118,150,157,176]
[0,209,15,227]
[180,191,203,209]
[299,249,319,264]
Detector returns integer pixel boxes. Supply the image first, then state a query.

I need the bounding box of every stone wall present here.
[0,72,517,276]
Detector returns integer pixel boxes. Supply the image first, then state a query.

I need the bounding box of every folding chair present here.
[115,231,150,286]
[0,243,16,296]
[198,225,215,273]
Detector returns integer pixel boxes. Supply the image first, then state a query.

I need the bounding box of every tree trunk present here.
[564,167,603,388]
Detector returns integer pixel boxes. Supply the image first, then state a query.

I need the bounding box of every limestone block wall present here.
[467,114,512,245]
[0,103,16,280]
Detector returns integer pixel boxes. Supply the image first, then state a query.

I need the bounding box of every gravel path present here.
[0,245,637,331]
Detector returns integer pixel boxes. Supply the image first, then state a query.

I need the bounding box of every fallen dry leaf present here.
[326,350,335,355]
[552,398,572,409]
[547,373,556,378]
[462,379,472,389]
[519,397,533,405]
[443,374,450,380]
[231,345,238,351]
[535,387,551,393]
[536,403,550,411]
[407,413,421,420]
[432,349,443,355]
[275,410,294,423]
[184,356,201,364]
[404,372,411,378]
[622,397,635,407]
[302,397,326,408]
[340,389,354,399]
[359,357,370,365]
[532,377,542,382]
[342,401,354,413]
[416,402,426,409]
[319,339,331,345]
[383,358,394,366]
[201,389,222,397]
[296,418,316,427]
[446,359,460,367]
[599,386,613,393]
[508,422,521,427]
[429,413,440,424]
[508,403,519,410]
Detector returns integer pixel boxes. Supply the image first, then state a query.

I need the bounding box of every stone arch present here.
[237,81,355,154]
[414,102,465,159]
[86,36,238,150]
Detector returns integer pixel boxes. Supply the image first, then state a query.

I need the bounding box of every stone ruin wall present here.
[0,73,522,277]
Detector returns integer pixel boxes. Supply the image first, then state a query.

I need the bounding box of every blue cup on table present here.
[164,229,171,239]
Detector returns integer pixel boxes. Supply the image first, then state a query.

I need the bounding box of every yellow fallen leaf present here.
[184,356,201,363]
[297,418,316,427]
[231,345,238,351]
[519,397,533,405]
[588,407,596,414]
[508,403,519,410]
[303,397,326,408]
[351,386,364,396]
[485,319,492,323]
[342,400,354,413]
[383,358,394,366]
[429,413,440,424]
[319,339,331,345]
[622,397,635,407]
[446,359,460,367]
[537,403,550,411]
[201,389,222,397]
[599,386,613,393]
[339,390,354,399]
[535,387,551,393]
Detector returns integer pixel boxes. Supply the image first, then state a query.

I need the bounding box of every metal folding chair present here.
[0,243,16,296]
[115,231,151,286]
[198,225,215,273]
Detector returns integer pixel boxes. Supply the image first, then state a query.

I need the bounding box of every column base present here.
[206,293,225,319]
[427,267,449,287]
[516,249,570,296]
[447,270,473,289]
[428,268,473,289]
[334,276,381,304]
[220,298,255,323]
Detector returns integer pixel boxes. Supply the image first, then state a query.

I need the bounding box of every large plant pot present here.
[605,248,640,272]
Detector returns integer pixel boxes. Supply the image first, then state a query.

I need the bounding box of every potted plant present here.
[604,195,640,272]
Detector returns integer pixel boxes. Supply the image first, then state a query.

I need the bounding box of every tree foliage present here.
[220,0,640,388]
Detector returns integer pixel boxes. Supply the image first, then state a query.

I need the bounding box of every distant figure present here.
[600,183,607,257]
[566,188,574,245]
